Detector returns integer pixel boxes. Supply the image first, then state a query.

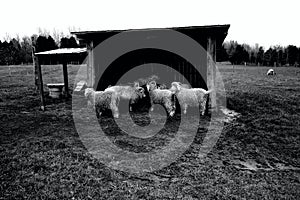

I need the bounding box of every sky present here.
[1,0,299,49]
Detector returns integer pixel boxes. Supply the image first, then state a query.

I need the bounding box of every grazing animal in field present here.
[146,81,176,116]
[267,69,275,75]
[84,88,119,118]
[169,82,212,115]
[104,82,146,112]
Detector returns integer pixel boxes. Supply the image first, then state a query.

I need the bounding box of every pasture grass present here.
[0,64,300,199]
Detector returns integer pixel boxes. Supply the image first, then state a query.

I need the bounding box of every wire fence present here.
[0,65,34,77]
[0,64,87,91]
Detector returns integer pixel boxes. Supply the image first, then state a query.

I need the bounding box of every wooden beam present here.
[32,45,39,91]
[87,41,94,87]
[62,59,69,99]
[207,37,217,112]
[35,55,46,111]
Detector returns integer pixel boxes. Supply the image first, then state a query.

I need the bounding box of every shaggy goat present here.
[267,69,275,75]
[170,82,212,115]
[84,88,119,118]
[104,82,146,112]
[146,81,176,116]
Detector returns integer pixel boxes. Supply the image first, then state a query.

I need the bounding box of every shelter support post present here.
[207,37,217,112]
[62,60,69,99]
[31,40,39,90]
[87,41,94,88]
[35,54,45,111]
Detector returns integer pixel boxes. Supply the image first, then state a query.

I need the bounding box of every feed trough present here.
[47,83,65,99]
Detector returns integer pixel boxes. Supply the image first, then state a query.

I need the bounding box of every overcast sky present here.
[1,0,299,49]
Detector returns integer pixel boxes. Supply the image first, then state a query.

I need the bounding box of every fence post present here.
[31,43,45,111]
[62,59,69,99]
[8,66,11,82]
[207,37,217,112]
[87,41,94,88]
[31,39,39,91]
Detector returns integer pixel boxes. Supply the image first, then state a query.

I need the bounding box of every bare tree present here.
[3,32,11,42]
[52,28,64,46]
[37,27,50,37]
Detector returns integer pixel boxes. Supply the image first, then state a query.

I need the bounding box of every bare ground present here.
[0,64,300,199]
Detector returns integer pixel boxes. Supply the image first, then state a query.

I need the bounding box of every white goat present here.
[170,82,212,115]
[104,82,146,112]
[146,81,176,116]
[267,69,275,75]
[84,88,119,118]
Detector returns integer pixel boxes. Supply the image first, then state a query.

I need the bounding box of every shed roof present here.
[35,48,87,55]
[71,24,230,36]
[71,24,230,48]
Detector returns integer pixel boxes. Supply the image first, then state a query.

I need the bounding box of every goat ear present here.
[148,81,156,90]
[139,87,145,94]
[150,80,156,85]
[171,82,176,89]
[177,84,181,90]
[173,82,180,90]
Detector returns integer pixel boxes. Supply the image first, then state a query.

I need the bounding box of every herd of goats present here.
[83,68,276,118]
[84,80,212,118]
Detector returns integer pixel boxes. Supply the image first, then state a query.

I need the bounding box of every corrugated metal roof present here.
[35,48,87,55]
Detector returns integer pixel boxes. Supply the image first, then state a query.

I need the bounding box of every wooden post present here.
[8,66,11,82]
[35,55,45,111]
[87,41,94,87]
[62,59,69,99]
[32,45,39,91]
[207,37,217,112]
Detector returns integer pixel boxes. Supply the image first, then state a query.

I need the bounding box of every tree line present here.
[1,32,300,67]
[0,34,80,65]
[218,41,300,67]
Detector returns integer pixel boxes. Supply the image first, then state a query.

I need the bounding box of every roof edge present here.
[35,48,87,55]
[71,24,230,35]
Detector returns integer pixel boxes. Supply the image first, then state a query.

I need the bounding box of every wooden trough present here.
[47,83,65,99]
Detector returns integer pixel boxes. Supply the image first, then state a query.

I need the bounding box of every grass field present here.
[0,64,300,199]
